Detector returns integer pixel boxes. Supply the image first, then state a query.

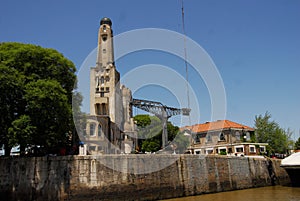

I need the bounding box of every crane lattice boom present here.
[131,98,190,118]
[131,98,190,149]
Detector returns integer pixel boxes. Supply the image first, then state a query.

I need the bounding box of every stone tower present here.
[90,17,122,127]
[85,17,136,154]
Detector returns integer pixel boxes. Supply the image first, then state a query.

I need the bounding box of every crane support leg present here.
[162,117,168,148]
[131,98,190,150]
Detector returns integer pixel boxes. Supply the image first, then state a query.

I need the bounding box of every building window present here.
[235,131,240,141]
[95,104,101,115]
[105,76,110,82]
[90,123,96,136]
[106,87,109,92]
[101,103,107,115]
[195,134,200,143]
[96,77,100,87]
[249,145,256,153]
[103,49,106,53]
[98,124,102,137]
[206,148,213,154]
[219,149,227,155]
[89,146,96,151]
[245,132,251,141]
[235,146,244,153]
[100,76,104,84]
[219,132,225,141]
[206,134,212,142]
[260,146,266,153]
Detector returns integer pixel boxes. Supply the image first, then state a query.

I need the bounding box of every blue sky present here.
[1,0,300,139]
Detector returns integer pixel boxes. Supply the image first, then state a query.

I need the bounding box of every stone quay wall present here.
[0,155,290,201]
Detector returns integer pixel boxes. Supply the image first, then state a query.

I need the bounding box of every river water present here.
[163,186,300,201]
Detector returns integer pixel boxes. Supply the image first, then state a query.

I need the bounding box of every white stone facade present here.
[84,17,136,154]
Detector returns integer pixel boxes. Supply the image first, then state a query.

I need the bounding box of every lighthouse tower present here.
[84,17,136,154]
[90,17,122,127]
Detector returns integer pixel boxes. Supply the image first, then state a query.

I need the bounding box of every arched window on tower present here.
[90,123,96,136]
[98,124,103,137]
[100,76,104,84]
[101,103,107,115]
[96,77,100,87]
[95,104,101,115]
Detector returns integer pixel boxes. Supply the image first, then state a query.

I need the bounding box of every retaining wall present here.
[0,155,290,201]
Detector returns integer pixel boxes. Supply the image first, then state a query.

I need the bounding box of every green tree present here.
[25,80,71,150]
[134,114,182,153]
[255,112,293,155]
[141,139,161,153]
[294,137,300,150]
[72,91,87,143]
[134,115,161,151]
[0,64,25,156]
[0,42,76,101]
[167,122,180,140]
[8,115,36,156]
[0,42,77,155]
[172,131,190,153]
[133,114,151,128]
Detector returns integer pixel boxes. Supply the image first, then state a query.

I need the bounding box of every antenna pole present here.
[181,0,191,125]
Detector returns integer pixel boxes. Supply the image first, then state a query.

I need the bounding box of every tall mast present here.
[181,0,191,125]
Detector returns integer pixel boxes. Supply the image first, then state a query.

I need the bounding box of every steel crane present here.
[131,98,190,148]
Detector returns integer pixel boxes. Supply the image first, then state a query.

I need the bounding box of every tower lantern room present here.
[97,17,114,69]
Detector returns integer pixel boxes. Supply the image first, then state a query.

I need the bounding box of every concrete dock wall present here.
[0,155,290,201]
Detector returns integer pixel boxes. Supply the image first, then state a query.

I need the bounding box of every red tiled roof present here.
[182,120,254,133]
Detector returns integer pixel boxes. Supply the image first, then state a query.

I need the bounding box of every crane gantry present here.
[131,98,190,149]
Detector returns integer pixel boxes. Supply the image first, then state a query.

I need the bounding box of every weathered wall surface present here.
[0,155,290,201]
